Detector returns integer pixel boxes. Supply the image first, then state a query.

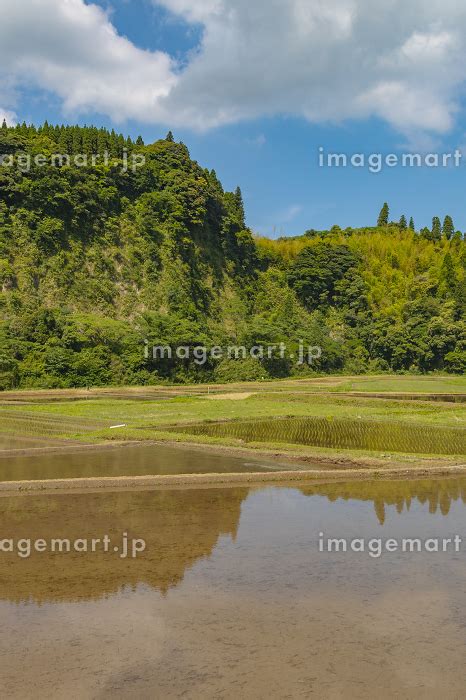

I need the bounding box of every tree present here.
[165,131,174,142]
[439,252,456,296]
[71,127,82,155]
[399,215,407,230]
[136,135,144,146]
[1,118,7,131]
[288,242,359,310]
[442,215,455,240]
[97,128,108,154]
[431,216,442,241]
[444,349,466,374]
[377,203,389,227]
[234,186,245,227]
[409,217,415,231]
[0,119,464,386]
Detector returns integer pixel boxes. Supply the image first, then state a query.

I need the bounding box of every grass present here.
[0,408,106,440]
[1,393,465,429]
[169,416,465,456]
[335,376,466,394]
[0,376,464,460]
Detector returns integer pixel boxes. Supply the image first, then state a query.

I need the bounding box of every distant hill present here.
[0,122,464,387]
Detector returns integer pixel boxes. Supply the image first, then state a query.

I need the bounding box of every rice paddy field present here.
[0,375,464,467]
[4,476,466,697]
[1,378,466,698]
[169,416,465,456]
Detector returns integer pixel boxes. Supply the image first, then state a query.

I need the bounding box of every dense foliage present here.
[0,122,464,387]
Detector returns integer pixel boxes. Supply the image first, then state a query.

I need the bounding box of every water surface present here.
[1,477,466,698]
[0,442,286,481]
[0,435,67,450]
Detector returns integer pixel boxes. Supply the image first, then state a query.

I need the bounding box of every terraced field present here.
[0,375,464,466]
[169,416,465,456]
[0,408,106,440]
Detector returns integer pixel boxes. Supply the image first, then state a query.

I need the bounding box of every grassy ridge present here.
[0,376,464,459]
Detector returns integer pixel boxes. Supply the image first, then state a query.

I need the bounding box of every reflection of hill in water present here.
[2,478,465,604]
[299,478,466,525]
[0,488,248,604]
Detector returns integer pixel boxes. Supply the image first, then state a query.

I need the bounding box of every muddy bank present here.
[0,440,141,458]
[9,432,461,470]
[151,437,465,471]
[1,463,466,495]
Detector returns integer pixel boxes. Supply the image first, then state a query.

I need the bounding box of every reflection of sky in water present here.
[1,478,465,603]
[1,479,466,697]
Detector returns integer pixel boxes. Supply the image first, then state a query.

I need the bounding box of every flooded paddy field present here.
[0,378,464,483]
[0,435,70,450]
[1,477,466,698]
[0,442,291,482]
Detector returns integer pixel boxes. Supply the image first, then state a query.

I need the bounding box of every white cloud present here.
[0,108,17,126]
[159,0,466,134]
[400,30,455,62]
[0,0,177,124]
[2,0,466,138]
[356,82,454,133]
[156,0,222,23]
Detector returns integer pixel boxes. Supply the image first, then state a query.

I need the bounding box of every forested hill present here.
[0,122,464,388]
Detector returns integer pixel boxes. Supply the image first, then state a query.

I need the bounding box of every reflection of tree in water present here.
[0,487,248,604]
[2,478,465,604]
[299,478,466,525]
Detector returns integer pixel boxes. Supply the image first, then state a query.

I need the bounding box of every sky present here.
[2,0,466,236]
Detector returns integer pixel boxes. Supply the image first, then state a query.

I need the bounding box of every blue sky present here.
[2,0,466,236]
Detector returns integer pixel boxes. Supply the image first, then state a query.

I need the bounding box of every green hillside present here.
[0,122,464,388]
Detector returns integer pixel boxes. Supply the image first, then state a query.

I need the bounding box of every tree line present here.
[0,123,464,388]
[377,202,462,242]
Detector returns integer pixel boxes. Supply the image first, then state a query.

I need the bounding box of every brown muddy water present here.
[0,442,293,481]
[1,477,466,698]
[0,435,68,450]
